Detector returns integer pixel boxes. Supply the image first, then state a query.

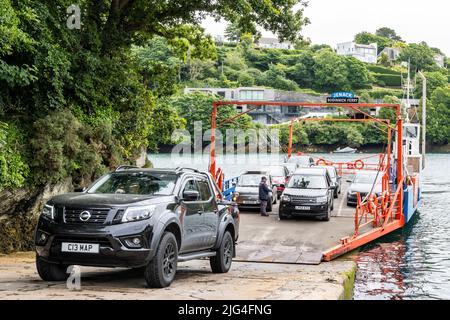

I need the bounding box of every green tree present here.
[378,52,391,67]
[375,27,403,42]
[313,50,348,91]
[286,50,315,87]
[399,43,437,72]
[427,87,450,145]
[0,122,29,191]
[345,57,372,89]
[131,37,182,97]
[415,71,448,98]
[237,72,255,86]
[345,126,364,147]
[167,92,253,136]
[262,64,299,91]
[379,95,400,123]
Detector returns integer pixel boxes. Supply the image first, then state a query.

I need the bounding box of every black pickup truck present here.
[34,167,240,288]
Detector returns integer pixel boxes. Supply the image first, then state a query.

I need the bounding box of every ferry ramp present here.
[235,181,362,265]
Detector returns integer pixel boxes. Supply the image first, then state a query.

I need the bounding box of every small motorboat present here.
[334,147,357,154]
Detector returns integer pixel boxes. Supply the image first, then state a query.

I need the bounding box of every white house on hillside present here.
[256,37,293,50]
[336,42,378,64]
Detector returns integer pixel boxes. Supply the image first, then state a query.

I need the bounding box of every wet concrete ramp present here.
[235,181,358,265]
[237,242,323,265]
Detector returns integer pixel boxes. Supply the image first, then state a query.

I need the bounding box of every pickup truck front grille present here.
[63,208,110,225]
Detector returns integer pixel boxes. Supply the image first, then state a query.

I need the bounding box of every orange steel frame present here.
[286,117,393,176]
[209,101,404,261]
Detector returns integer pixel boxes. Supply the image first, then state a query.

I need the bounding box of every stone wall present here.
[0,179,72,253]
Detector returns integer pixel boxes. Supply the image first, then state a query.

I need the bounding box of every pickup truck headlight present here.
[317,196,328,204]
[122,206,155,223]
[282,195,291,202]
[41,204,55,220]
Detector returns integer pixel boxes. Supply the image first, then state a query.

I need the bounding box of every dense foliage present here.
[0,0,308,192]
[1,2,449,194]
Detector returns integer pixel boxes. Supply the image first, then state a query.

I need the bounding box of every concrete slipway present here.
[0,197,357,300]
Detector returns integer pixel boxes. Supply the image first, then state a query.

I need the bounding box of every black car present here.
[279,168,334,221]
[34,167,239,288]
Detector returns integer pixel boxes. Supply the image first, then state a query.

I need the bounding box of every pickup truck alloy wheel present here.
[144,232,178,288]
[163,242,176,278]
[210,231,233,273]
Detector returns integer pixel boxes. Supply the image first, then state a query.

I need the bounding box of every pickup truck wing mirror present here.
[182,190,200,202]
[74,187,87,193]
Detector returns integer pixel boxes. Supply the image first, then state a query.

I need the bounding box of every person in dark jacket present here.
[259,176,271,217]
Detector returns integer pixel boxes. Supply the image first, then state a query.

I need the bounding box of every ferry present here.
[207,75,426,265]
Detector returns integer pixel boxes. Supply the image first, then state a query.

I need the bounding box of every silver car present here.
[233,171,278,212]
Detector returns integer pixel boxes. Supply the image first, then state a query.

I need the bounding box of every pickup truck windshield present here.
[288,175,327,189]
[88,172,178,195]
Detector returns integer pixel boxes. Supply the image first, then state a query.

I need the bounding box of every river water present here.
[148,152,450,300]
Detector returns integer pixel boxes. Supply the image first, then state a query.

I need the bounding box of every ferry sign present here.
[327,92,359,103]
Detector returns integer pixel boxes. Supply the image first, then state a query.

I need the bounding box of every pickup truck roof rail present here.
[115,165,140,172]
[175,167,201,174]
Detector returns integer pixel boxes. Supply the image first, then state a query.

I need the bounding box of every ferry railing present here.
[353,174,403,237]
[315,153,388,176]
[222,176,239,201]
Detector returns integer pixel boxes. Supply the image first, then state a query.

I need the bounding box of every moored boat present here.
[334,147,357,154]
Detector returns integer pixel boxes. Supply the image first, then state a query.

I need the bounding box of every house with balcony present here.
[336,42,378,64]
[183,87,326,125]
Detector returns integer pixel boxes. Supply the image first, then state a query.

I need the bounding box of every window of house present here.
[240,90,264,101]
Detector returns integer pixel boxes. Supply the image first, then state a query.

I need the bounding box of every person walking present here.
[259,176,271,217]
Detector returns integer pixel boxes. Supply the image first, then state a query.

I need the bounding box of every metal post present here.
[396,105,404,222]
[210,103,217,178]
[288,119,294,159]
[418,71,427,169]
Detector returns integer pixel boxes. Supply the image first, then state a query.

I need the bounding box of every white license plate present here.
[61,242,99,254]
[295,206,311,211]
